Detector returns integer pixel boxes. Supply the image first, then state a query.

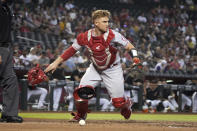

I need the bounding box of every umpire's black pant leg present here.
[2,76,19,116]
[0,47,19,116]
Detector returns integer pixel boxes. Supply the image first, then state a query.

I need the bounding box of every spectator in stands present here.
[152,46,163,59]
[26,47,39,65]
[19,50,30,67]
[192,55,197,73]
[89,98,113,112]
[50,64,66,111]
[165,91,178,112]
[137,13,147,23]
[154,59,167,72]
[46,48,55,60]
[192,80,197,113]
[159,80,178,112]
[144,80,162,113]
[177,54,186,70]
[20,21,30,32]
[63,57,77,72]
[65,1,75,10]
[148,32,157,43]
[72,53,86,64]
[88,92,113,112]
[169,56,181,70]
[38,51,50,67]
[186,36,196,55]
[13,50,22,68]
[144,80,174,113]
[126,81,142,111]
[27,85,48,110]
[178,80,193,111]
[7,0,197,113]
[64,63,87,111]
[64,84,75,112]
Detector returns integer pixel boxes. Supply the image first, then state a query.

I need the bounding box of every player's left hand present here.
[127,57,144,82]
[133,57,140,65]
[131,57,142,69]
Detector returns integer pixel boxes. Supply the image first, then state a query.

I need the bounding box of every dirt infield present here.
[0,118,197,131]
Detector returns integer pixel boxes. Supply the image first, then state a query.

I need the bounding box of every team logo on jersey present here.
[96,45,101,50]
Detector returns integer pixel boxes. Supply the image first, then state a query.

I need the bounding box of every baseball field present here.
[0,112,197,131]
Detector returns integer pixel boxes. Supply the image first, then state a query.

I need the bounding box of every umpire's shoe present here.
[0,115,23,123]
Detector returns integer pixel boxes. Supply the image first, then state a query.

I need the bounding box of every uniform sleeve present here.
[112,30,130,47]
[72,39,82,51]
[72,33,85,50]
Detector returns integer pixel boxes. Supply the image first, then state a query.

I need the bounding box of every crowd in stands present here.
[9,0,197,112]
[12,0,197,77]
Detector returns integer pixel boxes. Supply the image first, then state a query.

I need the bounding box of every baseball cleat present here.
[121,98,133,119]
[121,108,132,119]
[69,112,87,122]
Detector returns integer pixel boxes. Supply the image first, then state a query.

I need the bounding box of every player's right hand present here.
[44,56,64,73]
[44,62,58,74]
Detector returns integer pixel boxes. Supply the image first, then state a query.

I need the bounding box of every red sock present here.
[75,101,88,117]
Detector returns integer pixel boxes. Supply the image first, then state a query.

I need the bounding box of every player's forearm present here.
[125,43,139,59]
[125,42,135,50]
[60,46,77,61]
[54,56,64,65]
[125,42,140,64]
[125,42,138,57]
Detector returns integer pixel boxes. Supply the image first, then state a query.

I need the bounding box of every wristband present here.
[130,49,138,57]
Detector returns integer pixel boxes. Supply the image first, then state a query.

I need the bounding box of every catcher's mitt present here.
[126,63,145,83]
[27,64,48,86]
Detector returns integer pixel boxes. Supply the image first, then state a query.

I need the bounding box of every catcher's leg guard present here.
[71,85,95,122]
[73,85,95,101]
[71,101,88,122]
[112,97,133,119]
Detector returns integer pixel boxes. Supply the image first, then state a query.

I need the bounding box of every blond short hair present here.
[91,10,111,23]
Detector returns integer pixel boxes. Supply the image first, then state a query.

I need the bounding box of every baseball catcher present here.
[45,10,141,122]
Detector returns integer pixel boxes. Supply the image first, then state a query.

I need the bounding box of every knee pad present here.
[112,97,133,109]
[113,97,133,119]
[112,97,126,108]
[73,85,95,101]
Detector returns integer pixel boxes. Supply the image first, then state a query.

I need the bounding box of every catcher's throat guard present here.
[74,85,96,101]
[27,64,48,86]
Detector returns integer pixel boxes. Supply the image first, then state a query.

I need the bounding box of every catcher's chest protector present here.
[81,29,117,70]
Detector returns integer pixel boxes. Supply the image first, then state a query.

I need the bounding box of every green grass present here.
[16,112,197,122]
